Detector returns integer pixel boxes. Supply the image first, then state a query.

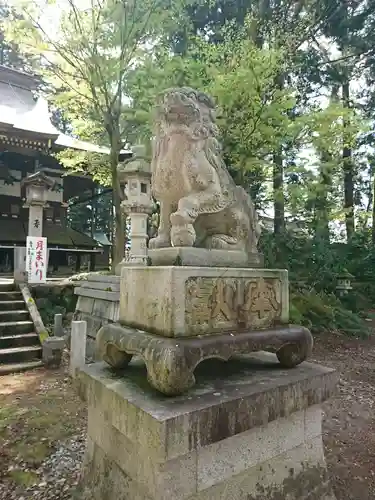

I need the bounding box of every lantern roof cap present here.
[21,171,55,189]
[118,145,151,180]
[337,269,354,279]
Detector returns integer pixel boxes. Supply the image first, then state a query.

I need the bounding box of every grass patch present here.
[13,441,51,466]
[0,405,17,433]
[0,370,87,478]
[8,469,39,487]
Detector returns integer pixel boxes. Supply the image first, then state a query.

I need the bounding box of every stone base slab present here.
[96,323,313,395]
[77,356,337,500]
[119,266,289,337]
[148,247,263,268]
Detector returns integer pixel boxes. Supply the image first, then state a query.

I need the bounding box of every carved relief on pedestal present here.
[238,277,282,329]
[185,277,238,334]
[185,276,282,335]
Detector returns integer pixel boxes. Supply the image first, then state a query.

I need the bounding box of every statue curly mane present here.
[150,87,261,257]
[153,87,236,202]
[154,87,219,141]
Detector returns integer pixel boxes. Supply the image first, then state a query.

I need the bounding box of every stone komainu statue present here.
[149,87,261,258]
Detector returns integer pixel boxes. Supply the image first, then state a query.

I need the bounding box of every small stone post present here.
[53,313,64,337]
[70,320,87,378]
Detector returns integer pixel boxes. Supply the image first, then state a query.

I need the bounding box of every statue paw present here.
[149,235,170,249]
[171,224,196,247]
[207,234,239,250]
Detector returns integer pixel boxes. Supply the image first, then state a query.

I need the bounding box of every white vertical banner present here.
[26,236,48,284]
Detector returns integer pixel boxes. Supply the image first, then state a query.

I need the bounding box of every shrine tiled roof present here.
[0,66,58,138]
[0,218,99,249]
[0,65,131,155]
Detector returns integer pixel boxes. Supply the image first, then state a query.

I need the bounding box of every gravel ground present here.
[1,434,86,500]
[313,333,375,500]
[0,353,87,500]
[1,335,375,499]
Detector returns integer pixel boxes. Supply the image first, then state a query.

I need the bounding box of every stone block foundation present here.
[74,274,120,360]
[77,352,337,500]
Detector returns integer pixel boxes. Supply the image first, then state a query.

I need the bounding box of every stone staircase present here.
[0,282,43,375]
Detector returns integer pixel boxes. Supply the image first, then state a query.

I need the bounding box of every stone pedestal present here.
[97,265,313,395]
[119,266,290,337]
[148,247,264,268]
[77,353,337,500]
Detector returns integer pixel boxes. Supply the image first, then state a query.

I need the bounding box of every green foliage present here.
[261,227,375,336]
[32,286,77,327]
[290,288,370,337]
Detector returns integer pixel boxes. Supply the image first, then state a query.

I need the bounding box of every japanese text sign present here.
[26,236,47,284]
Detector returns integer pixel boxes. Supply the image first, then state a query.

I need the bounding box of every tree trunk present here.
[314,152,331,243]
[372,170,375,245]
[342,81,355,241]
[273,73,285,236]
[111,161,125,269]
[273,150,285,235]
[108,126,125,270]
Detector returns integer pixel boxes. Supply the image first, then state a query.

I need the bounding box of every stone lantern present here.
[336,269,353,297]
[13,171,54,281]
[21,171,54,237]
[115,145,154,274]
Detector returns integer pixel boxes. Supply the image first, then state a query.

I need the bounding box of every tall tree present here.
[7,0,183,267]
[170,0,361,238]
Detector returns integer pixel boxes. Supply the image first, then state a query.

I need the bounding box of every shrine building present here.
[0,65,130,275]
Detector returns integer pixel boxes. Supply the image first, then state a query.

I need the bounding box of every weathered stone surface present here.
[87,407,197,499]
[70,320,87,378]
[196,409,306,490]
[189,436,335,500]
[149,87,261,260]
[76,296,95,315]
[96,324,313,395]
[305,405,322,441]
[119,266,289,337]
[80,436,335,500]
[74,276,120,361]
[78,357,337,499]
[80,280,120,292]
[74,287,120,301]
[78,438,153,500]
[19,282,48,342]
[148,247,263,268]
[84,274,121,283]
[75,313,108,340]
[42,336,64,368]
[53,313,64,337]
[79,353,337,460]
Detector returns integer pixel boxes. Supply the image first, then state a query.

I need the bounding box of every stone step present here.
[0,300,26,312]
[0,360,44,376]
[0,345,42,364]
[0,301,26,311]
[0,282,16,292]
[0,321,34,336]
[0,310,29,322]
[0,291,23,301]
[0,333,39,349]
